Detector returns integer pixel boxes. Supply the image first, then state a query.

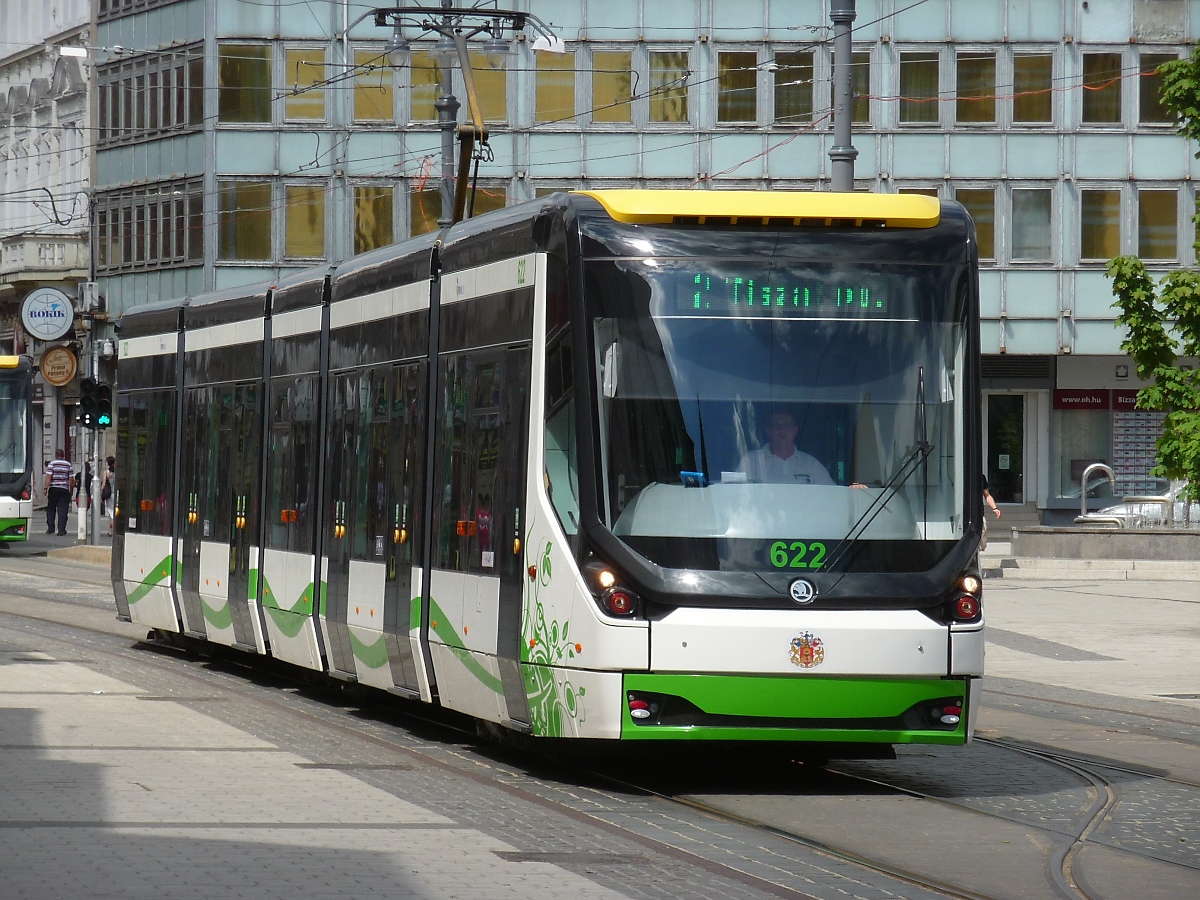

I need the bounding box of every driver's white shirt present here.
[738,446,835,485]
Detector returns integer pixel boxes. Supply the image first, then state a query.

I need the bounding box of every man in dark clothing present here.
[45,450,75,536]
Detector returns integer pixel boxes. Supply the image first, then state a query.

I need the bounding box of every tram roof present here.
[116,296,188,339]
[274,263,334,315]
[575,190,941,229]
[186,281,272,329]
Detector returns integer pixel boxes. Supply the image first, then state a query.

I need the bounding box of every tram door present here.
[323,365,427,693]
[226,382,261,647]
[179,383,260,648]
[322,372,360,676]
[179,388,210,635]
[383,362,425,694]
[432,346,531,725]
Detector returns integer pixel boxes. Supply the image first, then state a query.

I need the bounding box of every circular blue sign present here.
[21,287,74,341]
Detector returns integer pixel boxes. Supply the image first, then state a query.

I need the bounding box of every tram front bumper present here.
[620,672,971,744]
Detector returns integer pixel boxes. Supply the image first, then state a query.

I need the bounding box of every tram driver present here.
[737,408,836,485]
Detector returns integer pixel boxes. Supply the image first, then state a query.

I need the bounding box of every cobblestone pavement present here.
[1,562,1199,900]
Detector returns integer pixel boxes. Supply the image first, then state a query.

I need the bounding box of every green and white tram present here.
[113,190,984,751]
[0,355,33,542]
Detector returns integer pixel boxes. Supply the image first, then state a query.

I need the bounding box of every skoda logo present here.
[789,578,816,604]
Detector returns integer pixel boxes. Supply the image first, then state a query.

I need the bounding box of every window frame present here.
[955,49,997,125]
[770,45,816,128]
[587,45,635,128]
[1009,48,1057,128]
[282,45,330,123]
[282,181,328,260]
[352,45,397,123]
[645,45,693,128]
[351,183,397,255]
[217,178,275,262]
[217,42,273,126]
[1008,183,1057,265]
[1137,50,1180,127]
[897,47,943,127]
[1077,184,1124,264]
[1079,49,1126,128]
[532,44,578,128]
[1136,185,1180,262]
[953,185,998,263]
[715,46,761,127]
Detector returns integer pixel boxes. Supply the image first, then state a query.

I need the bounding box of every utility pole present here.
[829,0,858,192]
[433,2,460,227]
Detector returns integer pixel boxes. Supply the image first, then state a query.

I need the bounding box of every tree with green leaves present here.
[1108,54,1200,502]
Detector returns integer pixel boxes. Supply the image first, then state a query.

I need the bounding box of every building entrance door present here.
[987,394,1024,503]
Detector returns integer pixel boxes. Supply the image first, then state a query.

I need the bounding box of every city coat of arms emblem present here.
[789,632,825,668]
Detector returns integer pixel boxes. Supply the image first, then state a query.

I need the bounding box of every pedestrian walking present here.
[44,450,75,536]
[981,473,1001,550]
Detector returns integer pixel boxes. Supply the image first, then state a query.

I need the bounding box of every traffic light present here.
[78,378,98,429]
[97,383,113,429]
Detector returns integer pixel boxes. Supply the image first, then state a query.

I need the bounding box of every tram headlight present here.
[583,561,640,618]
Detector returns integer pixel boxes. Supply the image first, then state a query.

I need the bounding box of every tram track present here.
[2,597,1198,900]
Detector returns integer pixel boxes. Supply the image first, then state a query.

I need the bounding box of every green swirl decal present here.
[126,555,173,605]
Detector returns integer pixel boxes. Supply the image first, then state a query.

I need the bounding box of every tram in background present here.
[112,190,984,753]
[0,355,33,542]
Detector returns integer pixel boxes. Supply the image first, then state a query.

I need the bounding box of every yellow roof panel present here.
[575,189,940,228]
[0,356,20,368]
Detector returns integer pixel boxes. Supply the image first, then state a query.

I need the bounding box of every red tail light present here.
[20,489,30,500]
[953,595,980,620]
[604,588,636,616]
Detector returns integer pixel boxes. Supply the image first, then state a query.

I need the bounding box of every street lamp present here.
[357,4,562,226]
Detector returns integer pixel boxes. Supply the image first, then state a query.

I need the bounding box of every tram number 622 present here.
[770,540,827,569]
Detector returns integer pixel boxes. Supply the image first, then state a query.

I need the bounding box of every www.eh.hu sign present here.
[21,287,75,342]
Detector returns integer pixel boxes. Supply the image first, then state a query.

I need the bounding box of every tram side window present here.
[266,376,317,553]
[122,390,176,535]
[544,334,579,535]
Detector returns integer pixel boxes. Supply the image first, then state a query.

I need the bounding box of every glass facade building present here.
[92,0,1199,522]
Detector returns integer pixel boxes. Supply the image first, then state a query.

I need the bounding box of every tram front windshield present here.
[0,375,28,476]
[587,257,968,573]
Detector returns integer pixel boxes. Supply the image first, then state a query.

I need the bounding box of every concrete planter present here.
[1012,526,1200,561]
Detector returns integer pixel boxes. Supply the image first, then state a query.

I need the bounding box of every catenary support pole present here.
[435,1,460,227]
[829,0,858,192]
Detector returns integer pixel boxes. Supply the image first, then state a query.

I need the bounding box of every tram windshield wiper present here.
[820,437,935,575]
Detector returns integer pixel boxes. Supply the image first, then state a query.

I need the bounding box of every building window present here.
[467,52,507,122]
[285,48,327,120]
[219,181,272,260]
[649,50,689,123]
[354,186,394,254]
[97,45,204,147]
[956,52,995,123]
[773,50,813,124]
[1011,188,1052,261]
[536,50,575,123]
[354,49,394,121]
[956,188,995,260]
[717,51,757,123]
[410,187,441,236]
[899,51,939,124]
[219,44,271,123]
[94,180,204,274]
[410,51,440,121]
[1138,190,1177,259]
[1080,189,1121,260]
[467,184,507,217]
[1012,54,1053,123]
[1139,53,1177,125]
[285,184,325,258]
[1082,52,1123,124]
[832,50,871,123]
[592,50,633,123]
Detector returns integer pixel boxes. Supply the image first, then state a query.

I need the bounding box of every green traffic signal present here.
[97,384,112,429]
